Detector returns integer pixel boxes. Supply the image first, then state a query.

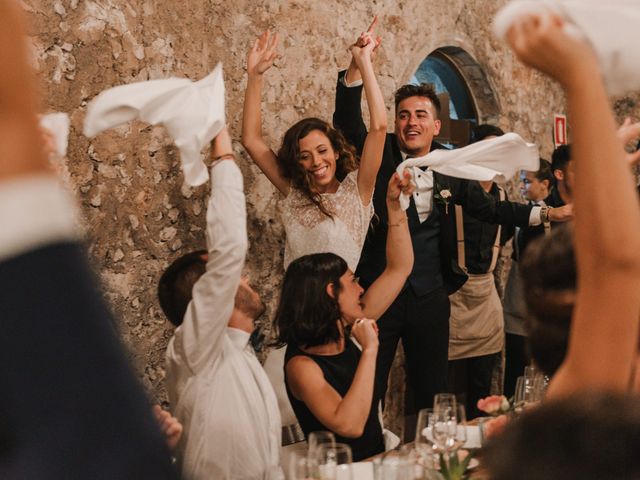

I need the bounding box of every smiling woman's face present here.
[298,129,339,193]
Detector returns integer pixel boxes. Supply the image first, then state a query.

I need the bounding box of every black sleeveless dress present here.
[284,339,385,461]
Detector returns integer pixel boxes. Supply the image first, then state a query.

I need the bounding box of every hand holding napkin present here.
[83,64,225,186]
[395,132,539,211]
[494,0,640,97]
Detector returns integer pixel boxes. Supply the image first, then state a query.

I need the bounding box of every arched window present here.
[410,46,499,147]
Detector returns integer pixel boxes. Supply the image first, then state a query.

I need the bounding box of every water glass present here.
[373,447,415,480]
[288,450,316,480]
[315,443,353,480]
[308,431,336,458]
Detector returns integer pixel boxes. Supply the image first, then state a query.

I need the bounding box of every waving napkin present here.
[83,64,225,186]
[40,112,70,157]
[395,132,539,211]
[494,0,640,97]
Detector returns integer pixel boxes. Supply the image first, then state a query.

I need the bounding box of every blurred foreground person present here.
[505,6,640,397]
[485,392,640,480]
[160,126,282,479]
[0,2,176,478]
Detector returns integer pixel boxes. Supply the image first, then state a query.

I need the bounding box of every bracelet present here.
[387,216,408,227]
[213,153,235,162]
[540,206,552,223]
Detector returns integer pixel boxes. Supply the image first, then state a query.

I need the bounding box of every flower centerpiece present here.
[477,395,512,441]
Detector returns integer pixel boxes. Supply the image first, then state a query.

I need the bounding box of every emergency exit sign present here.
[554,114,567,147]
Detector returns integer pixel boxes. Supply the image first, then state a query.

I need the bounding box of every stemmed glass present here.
[314,443,353,480]
[415,408,437,469]
[431,404,467,470]
[433,393,457,414]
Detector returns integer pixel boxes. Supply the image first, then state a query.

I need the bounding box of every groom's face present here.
[395,95,441,157]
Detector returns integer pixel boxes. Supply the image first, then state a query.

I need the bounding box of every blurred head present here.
[551,144,573,203]
[394,84,442,157]
[274,253,364,348]
[471,124,505,143]
[277,118,357,217]
[520,223,576,377]
[520,159,553,202]
[484,392,640,480]
[158,251,265,327]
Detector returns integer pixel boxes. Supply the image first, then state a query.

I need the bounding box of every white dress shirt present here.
[0,174,79,262]
[166,160,282,480]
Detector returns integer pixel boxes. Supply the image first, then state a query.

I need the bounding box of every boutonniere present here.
[434,187,452,214]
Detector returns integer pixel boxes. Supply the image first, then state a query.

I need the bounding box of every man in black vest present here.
[333,54,571,420]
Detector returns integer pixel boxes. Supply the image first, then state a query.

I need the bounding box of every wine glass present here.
[315,443,353,480]
[415,408,437,469]
[433,393,457,414]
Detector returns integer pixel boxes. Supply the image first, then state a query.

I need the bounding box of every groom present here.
[333,34,571,425]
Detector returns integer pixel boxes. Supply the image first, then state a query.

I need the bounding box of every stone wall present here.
[27,0,637,435]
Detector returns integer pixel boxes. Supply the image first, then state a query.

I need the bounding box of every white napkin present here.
[463,425,482,449]
[348,462,374,480]
[83,64,226,186]
[395,132,539,211]
[494,0,640,97]
[40,112,70,157]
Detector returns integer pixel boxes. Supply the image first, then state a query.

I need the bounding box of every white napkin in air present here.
[395,133,539,211]
[83,64,226,186]
[40,112,70,157]
[494,0,640,97]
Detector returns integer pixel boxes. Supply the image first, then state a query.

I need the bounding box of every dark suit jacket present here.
[0,242,177,479]
[333,71,533,295]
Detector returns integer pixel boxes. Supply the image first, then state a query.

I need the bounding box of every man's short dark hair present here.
[471,124,505,143]
[484,392,640,480]
[551,144,572,173]
[394,83,441,115]
[158,250,207,326]
[535,158,554,185]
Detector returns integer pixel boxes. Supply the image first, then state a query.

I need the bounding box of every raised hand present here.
[387,169,414,202]
[351,318,379,352]
[344,16,381,84]
[506,11,597,87]
[247,31,279,77]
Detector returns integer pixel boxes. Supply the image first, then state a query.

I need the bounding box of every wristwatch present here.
[540,206,552,223]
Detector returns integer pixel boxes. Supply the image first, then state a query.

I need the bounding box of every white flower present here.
[439,189,451,199]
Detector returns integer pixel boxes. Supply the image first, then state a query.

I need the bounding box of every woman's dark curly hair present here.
[274,252,348,348]
[277,117,358,218]
[520,223,576,377]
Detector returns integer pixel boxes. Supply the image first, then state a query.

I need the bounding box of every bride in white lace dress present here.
[241,27,386,271]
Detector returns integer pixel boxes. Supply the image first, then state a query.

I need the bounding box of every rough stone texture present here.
[27,0,639,436]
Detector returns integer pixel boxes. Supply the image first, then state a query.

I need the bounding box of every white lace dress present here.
[279,170,374,272]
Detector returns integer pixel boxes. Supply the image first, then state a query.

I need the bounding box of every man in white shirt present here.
[159,126,281,480]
